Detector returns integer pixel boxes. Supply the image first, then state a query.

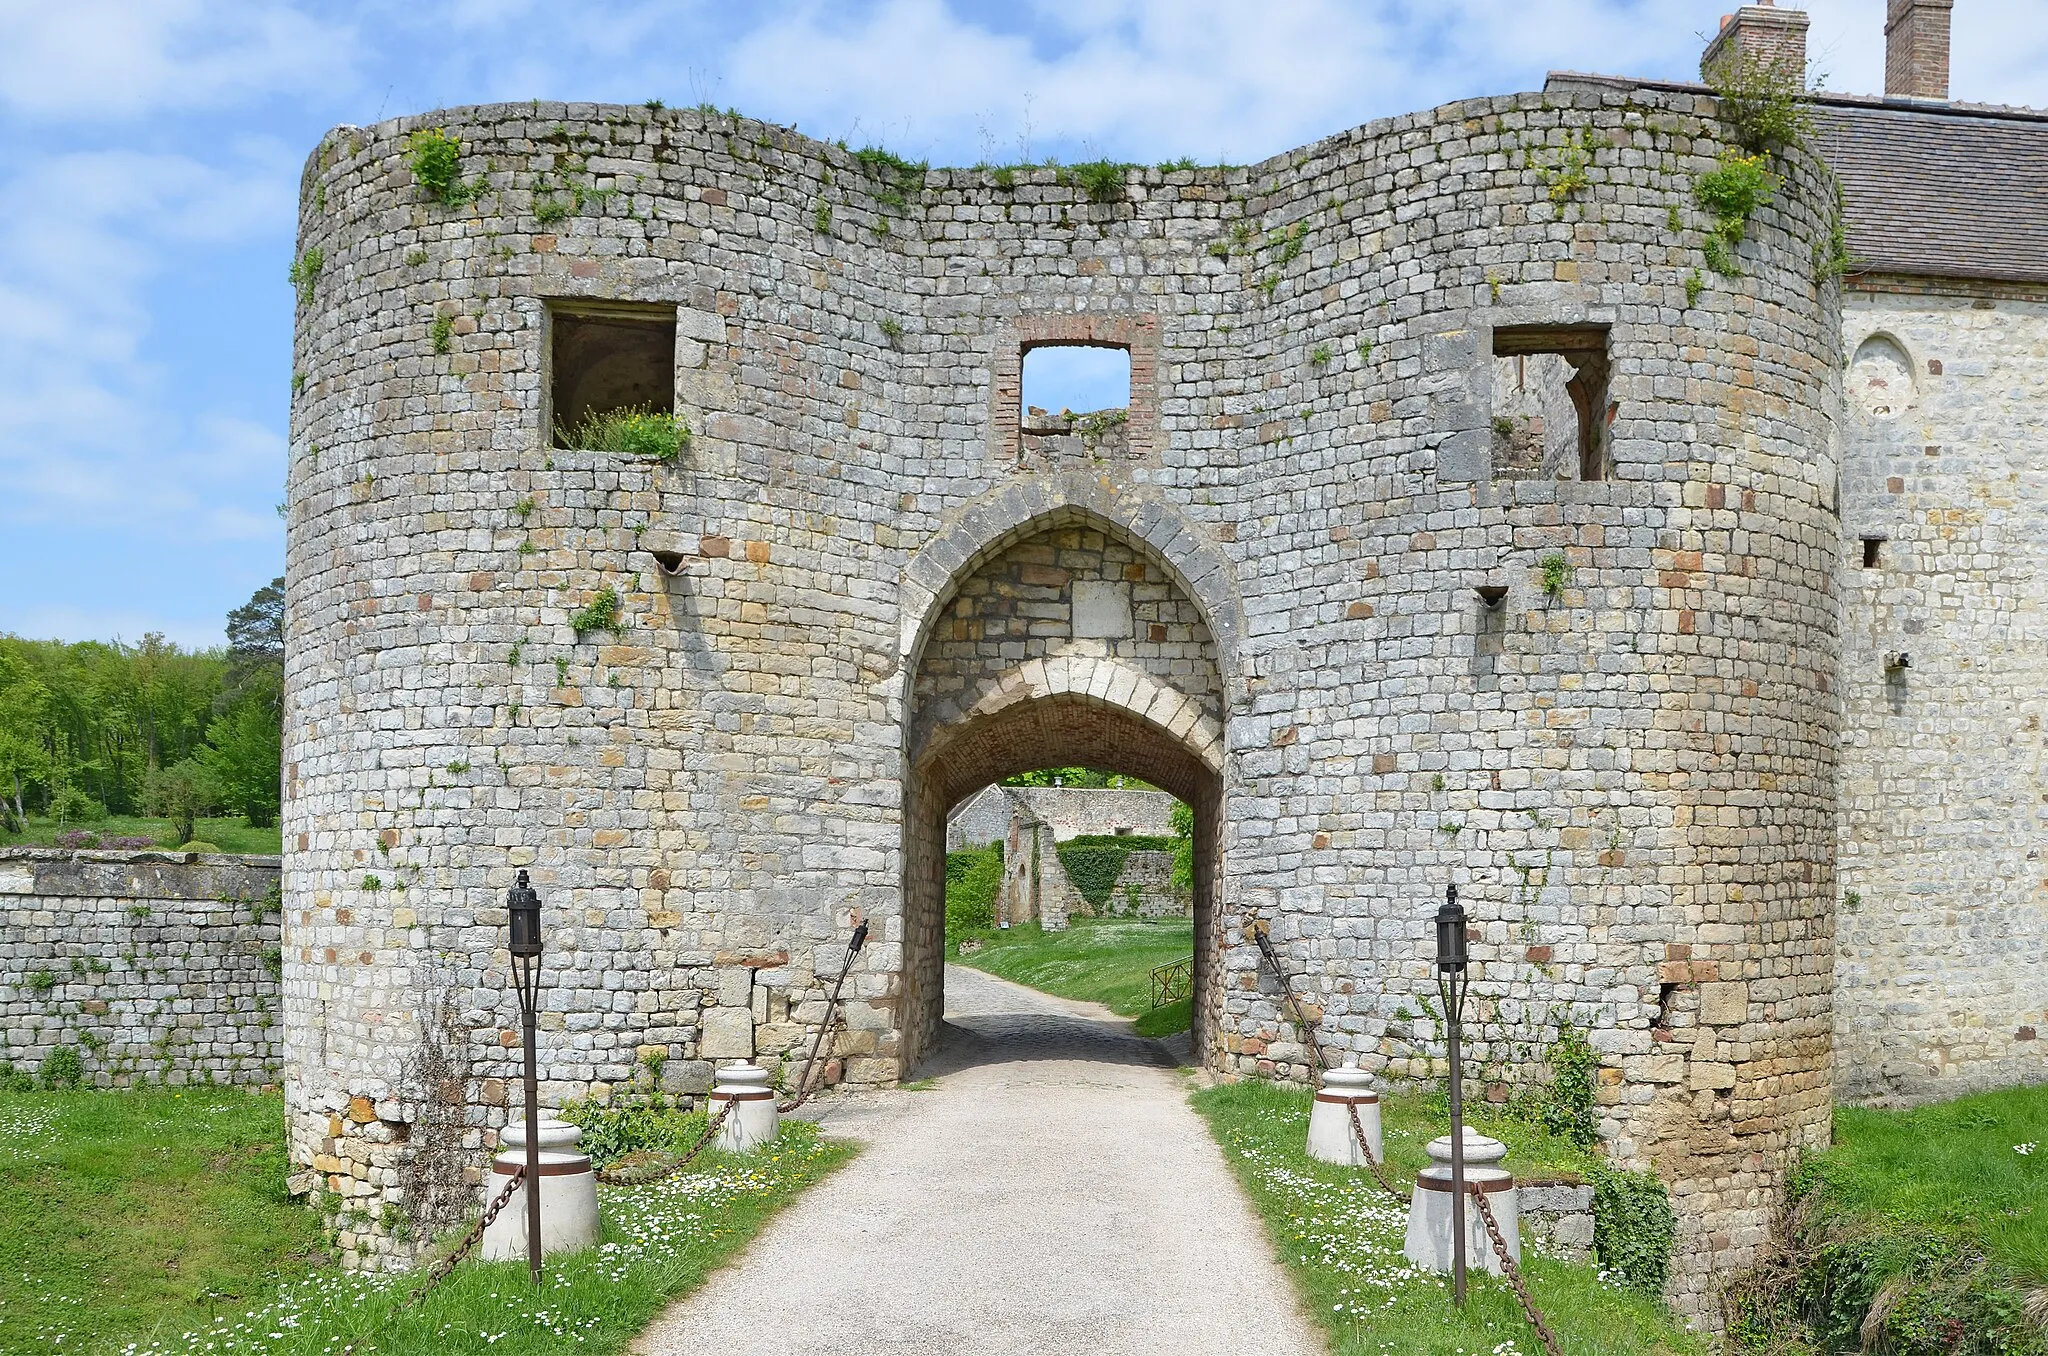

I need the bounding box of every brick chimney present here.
[1701,1,1811,83]
[1885,0,1953,100]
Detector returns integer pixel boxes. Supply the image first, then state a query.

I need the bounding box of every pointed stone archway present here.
[897,504,1233,1072]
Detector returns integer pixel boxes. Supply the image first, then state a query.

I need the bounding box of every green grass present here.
[0,814,283,855]
[1192,1080,1704,1356]
[0,1087,852,1355]
[956,917,1193,1019]
[1817,1085,2048,1283]
[0,1087,327,1354]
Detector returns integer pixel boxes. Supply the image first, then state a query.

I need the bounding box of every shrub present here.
[49,787,105,823]
[1591,1163,1676,1296]
[0,1061,33,1092]
[287,248,324,306]
[1538,551,1572,599]
[1054,835,1177,909]
[554,405,689,463]
[406,127,474,205]
[1707,48,1814,155]
[559,1094,701,1169]
[569,586,626,639]
[40,1044,84,1089]
[1694,153,1777,234]
[945,843,1003,934]
[54,829,99,850]
[144,757,219,846]
[27,969,56,994]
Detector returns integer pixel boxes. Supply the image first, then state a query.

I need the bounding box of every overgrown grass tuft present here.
[554,405,688,462]
[1193,1080,1704,1355]
[1727,1084,2048,1354]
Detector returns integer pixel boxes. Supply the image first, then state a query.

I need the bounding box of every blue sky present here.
[2,1,2043,649]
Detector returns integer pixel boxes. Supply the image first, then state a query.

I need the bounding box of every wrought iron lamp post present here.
[506,869,544,1285]
[1435,881,1471,1305]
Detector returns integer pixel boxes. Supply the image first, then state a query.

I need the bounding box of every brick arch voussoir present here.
[912,655,1224,799]
[897,474,1245,716]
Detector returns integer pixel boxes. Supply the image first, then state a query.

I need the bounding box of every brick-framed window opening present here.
[989,314,1160,464]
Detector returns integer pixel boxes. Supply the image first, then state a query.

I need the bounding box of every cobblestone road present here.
[635,964,1323,1355]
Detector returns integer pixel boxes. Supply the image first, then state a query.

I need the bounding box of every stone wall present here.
[948,785,1179,851]
[1833,281,2048,1104]
[284,80,1842,1314]
[0,849,281,1086]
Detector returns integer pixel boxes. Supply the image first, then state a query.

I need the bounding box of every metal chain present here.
[1469,1184,1563,1356]
[595,1093,740,1186]
[1347,1098,1409,1202]
[1258,915,1561,1353]
[338,1165,525,1355]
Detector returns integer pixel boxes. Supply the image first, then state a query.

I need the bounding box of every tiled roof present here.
[1547,72,2048,285]
[1811,96,2048,284]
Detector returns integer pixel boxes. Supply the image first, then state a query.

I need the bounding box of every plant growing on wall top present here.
[570,585,626,638]
[1707,48,1815,155]
[1070,159,1134,204]
[1694,151,1777,277]
[406,127,479,206]
[554,406,688,463]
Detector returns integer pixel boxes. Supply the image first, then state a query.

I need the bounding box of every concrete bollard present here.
[1402,1128,1519,1276]
[709,1061,780,1152]
[1306,1064,1383,1166]
[480,1116,598,1261]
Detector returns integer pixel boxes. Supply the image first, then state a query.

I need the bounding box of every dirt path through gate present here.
[634,964,1324,1356]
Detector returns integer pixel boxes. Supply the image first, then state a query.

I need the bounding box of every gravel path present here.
[634,964,1324,1356]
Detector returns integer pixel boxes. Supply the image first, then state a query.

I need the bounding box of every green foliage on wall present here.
[1539,1023,1599,1148]
[554,406,689,463]
[1056,834,1178,908]
[1591,1163,1677,1297]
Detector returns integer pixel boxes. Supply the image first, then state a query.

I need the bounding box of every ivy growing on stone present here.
[1590,1163,1677,1296]
[569,585,626,639]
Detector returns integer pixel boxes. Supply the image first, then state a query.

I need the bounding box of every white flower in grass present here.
[2017,1141,2037,1155]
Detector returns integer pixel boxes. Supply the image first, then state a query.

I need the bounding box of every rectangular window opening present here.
[1862,537,1883,568]
[1491,325,1611,483]
[1020,343,1131,460]
[548,302,677,450]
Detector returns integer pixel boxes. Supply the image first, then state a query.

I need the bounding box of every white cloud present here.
[0,0,353,120]
[0,146,294,540]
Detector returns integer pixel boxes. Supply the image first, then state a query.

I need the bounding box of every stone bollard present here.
[709,1061,780,1152]
[1402,1128,1519,1276]
[1306,1064,1383,1166]
[480,1117,598,1261]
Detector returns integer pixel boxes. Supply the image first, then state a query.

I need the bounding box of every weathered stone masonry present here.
[0,849,282,1085]
[284,84,1843,1315]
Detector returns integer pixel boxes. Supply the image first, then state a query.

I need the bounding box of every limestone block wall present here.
[0,849,281,1086]
[285,80,1842,1312]
[1833,283,2048,1103]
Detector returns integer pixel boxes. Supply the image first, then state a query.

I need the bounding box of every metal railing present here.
[1149,956,1192,1008]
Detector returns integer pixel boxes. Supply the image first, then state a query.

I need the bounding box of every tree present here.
[0,646,52,832]
[201,669,281,827]
[144,758,218,846]
[226,576,285,667]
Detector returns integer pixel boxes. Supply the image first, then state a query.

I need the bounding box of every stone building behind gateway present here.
[280,0,2044,1322]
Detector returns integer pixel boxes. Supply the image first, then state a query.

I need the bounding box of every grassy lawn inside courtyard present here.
[953,916,1195,1036]
[0,1085,851,1355]
[1193,1079,1705,1356]
[0,814,284,855]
